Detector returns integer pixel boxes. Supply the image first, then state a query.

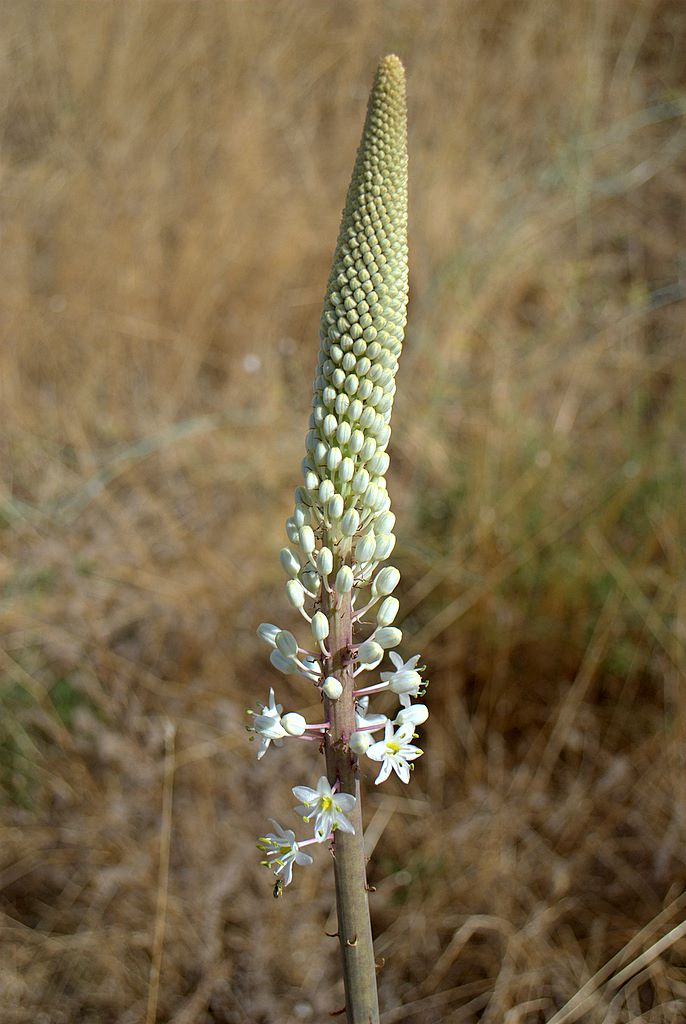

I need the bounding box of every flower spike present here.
[249,55,426,1023]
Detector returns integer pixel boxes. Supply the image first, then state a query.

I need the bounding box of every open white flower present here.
[366,721,423,785]
[257,819,314,886]
[380,652,425,707]
[293,775,356,842]
[247,687,288,759]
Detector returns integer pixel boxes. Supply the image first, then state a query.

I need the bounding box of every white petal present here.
[374,758,393,785]
[394,758,411,784]
[335,814,355,835]
[316,775,332,796]
[389,651,403,670]
[292,785,317,804]
[295,849,314,866]
[366,740,387,761]
[335,793,356,812]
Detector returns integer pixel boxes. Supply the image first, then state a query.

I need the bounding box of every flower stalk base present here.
[323,576,379,1024]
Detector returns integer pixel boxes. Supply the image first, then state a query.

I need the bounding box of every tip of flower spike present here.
[378,54,405,77]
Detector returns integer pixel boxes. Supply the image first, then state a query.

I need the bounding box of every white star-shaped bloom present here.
[366,721,423,785]
[292,775,356,842]
[380,652,425,707]
[247,687,287,759]
[257,820,313,886]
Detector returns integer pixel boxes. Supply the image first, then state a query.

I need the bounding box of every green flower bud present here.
[279,547,300,578]
[377,596,399,626]
[352,468,370,494]
[348,399,363,422]
[275,630,299,658]
[373,566,400,596]
[318,479,334,505]
[359,437,377,462]
[375,511,396,534]
[350,731,372,755]
[375,626,402,649]
[257,623,280,646]
[355,530,376,564]
[322,676,343,700]
[374,533,396,560]
[299,525,315,554]
[341,508,360,537]
[327,446,342,471]
[311,611,330,642]
[335,565,354,593]
[286,579,306,609]
[317,547,333,576]
[339,457,355,482]
[357,639,384,668]
[301,567,320,593]
[323,414,337,437]
[349,430,365,454]
[336,421,352,445]
[270,649,297,674]
[328,494,344,520]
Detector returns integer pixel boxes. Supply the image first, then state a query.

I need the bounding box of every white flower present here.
[355,695,387,732]
[292,775,356,842]
[247,688,287,759]
[257,820,313,886]
[380,651,425,707]
[366,721,423,785]
[394,703,429,727]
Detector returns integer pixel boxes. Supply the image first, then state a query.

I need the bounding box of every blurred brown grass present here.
[1,1,685,1022]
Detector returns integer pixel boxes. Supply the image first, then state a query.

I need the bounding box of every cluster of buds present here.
[249,55,426,891]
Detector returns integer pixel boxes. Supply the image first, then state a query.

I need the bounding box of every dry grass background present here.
[1,1,685,1021]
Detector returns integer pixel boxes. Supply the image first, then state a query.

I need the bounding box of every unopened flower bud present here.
[377,596,399,626]
[350,731,372,755]
[257,623,280,647]
[375,511,396,534]
[395,704,429,727]
[299,525,315,554]
[358,639,384,668]
[338,457,355,482]
[327,446,342,471]
[323,414,337,437]
[275,630,299,658]
[328,494,344,520]
[352,468,370,494]
[355,530,376,563]
[270,649,297,674]
[335,565,354,594]
[311,611,329,642]
[285,518,300,544]
[286,579,306,609]
[280,547,301,578]
[375,626,402,649]
[319,479,335,504]
[282,712,307,736]
[301,567,320,593]
[349,429,364,453]
[322,676,343,700]
[341,508,360,537]
[372,566,400,596]
[374,533,396,560]
[317,547,333,576]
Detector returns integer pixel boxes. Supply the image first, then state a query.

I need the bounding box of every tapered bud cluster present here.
[250,56,428,891]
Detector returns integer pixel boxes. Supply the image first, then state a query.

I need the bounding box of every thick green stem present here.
[323,575,379,1024]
